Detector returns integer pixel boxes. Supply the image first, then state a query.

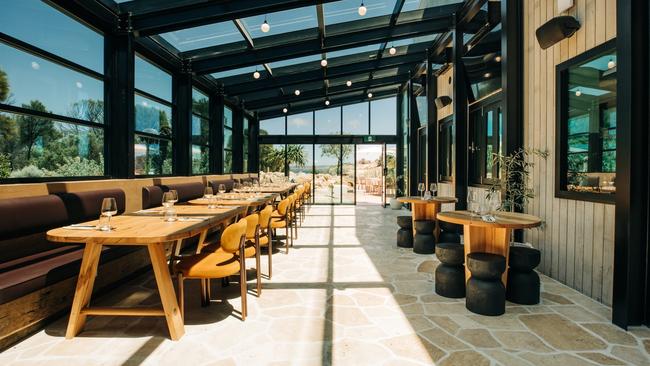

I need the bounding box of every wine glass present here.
[168,190,178,205]
[467,191,477,216]
[99,197,117,231]
[204,186,216,209]
[418,182,425,198]
[218,184,226,195]
[162,191,175,208]
[429,183,438,197]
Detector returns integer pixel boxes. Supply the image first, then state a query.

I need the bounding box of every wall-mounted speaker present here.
[434,96,452,109]
[535,16,581,50]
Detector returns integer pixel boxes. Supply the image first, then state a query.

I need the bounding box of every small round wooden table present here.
[396,196,458,240]
[436,210,542,286]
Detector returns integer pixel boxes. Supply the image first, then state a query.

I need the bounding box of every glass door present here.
[355,144,385,205]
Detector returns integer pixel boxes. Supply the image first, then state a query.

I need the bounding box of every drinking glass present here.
[99,197,117,231]
[429,183,438,197]
[162,191,175,208]
[168,190,178,205]
[418,182,425,198]
[467,191,477,216]
[204,186,217,209]
[218,184,226,194]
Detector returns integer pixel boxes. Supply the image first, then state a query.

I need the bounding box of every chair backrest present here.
[244,213,259,238]
[277,198,290,216]
[219,219,247,254]
[259,205,273,229]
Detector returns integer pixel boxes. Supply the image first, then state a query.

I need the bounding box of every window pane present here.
[0,43,104,123]
[314,144,343,203]
[0,0,103,73]
[192,115,209,145]
[224,106,233,128]
[315,108,341,135]
[134,135,172,175]
[135,56,172,101]
[224,127,233,149]
[243,117,249,155]
[288,144,312,180]
[0,111,104,178]
[259,144,285,175]
[343,102,369,135]
[135,94,173,136]
[287,112,313,135]
[260,117,285,135]
[370,98,396,135]
[192,145,209,174]
[223,149,232,173]
[192,88,209,117]
[564,47,616,194]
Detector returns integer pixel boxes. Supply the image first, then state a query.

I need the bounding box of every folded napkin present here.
[177,217,209,222]
[63,224,97,230]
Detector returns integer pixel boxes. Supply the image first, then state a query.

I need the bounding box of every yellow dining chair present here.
[271,197,292,253]
[258,205,274,278]
[175,219,248,320]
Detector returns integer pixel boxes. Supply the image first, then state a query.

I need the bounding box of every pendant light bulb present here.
[358,2,367,16]
[253,70,260,79]
[283,107,288,113]
[261,18,270,33]
[346,80,352,87]
[389,46,397,55]
[607,59,616,69]
[367,92,373,98]
[325,99,330,106]
[294,89,300,96]
[320,59,328,67]
[575,89,582,97]
[494,55,502,62]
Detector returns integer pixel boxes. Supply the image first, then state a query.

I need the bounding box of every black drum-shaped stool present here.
[439,221,463,243]
[435,243,465,298]
[506,246,541,305]
[413,220,436,254]
[396,216,413,248]
[466,252,506,316]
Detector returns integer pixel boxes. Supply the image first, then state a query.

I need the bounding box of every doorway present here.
[355,144,385,205]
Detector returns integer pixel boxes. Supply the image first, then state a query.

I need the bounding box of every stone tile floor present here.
[2,205,650,366]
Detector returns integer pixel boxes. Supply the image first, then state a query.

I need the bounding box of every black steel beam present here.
[48,0,118,33]
[613,0,650,329]
[244,74,409,109]
[190,11,456,74]
[501,0,522,156]
[257,89,397,119]
[452,18,468,210]
[225,51,429,95]
[127,0,345,36]
[173,67,192,176]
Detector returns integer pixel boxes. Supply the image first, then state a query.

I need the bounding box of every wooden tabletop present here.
[397,196,458,204]
[47,206,244,245]
[255,184,298,194]
[437,210,542,229]
[188,193,276,207]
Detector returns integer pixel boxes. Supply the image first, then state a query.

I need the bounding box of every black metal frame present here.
[438,115,454,183]
[189,87,211,175]
[554,39,617,204]
[468,91,502,187]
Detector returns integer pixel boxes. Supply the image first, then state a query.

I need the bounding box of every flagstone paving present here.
[1,205,649,365]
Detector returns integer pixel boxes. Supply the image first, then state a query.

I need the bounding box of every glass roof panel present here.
[401,0,463,12]
[211,65,265,81]
[270,54,322,71]
[240,6,317,39]
[160,21,244,52]
[327,44,381,59]
[390,34,437,47]
[324,0,397,26]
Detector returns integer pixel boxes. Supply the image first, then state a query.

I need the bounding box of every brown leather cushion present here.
[0,246,138,305]
[0,195,69,240]
[209,179,235,193]
[142,185,164,209]
[58,189,126,222]
[161,182,204,202]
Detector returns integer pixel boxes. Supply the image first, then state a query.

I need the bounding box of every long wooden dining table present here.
[188,193,278,214]
[46,205,245,341]
[254,183,298,197]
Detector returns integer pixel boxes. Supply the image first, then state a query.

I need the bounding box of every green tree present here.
[0,68,9,103]
[320,144,352,176]
[0,153,10,178]
[18,100,57,162]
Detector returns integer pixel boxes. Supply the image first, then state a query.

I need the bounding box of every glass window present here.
[439,117,454,182]
[259,144,285,175]
[192,145,210,175]
[343,102,369,135]
[260,117,285,135]
[243,117,250,172]
[0,111,104,178]
[135,94,173,136]
[224,106,233,128]
[370,98,397,135]
[0,43,104,123]
[134,135,172,176]
[315,108,342,135]
[191,88,210,174]
[287,112,314,135]
[192,115,209,146]
[223,106,233,173]
[241,6,317,39]
[288,144,312,181]
[0,0,104,73]
[469,101,502,184]
[160,21,244,52]
[192,88,209,118]
[558,43,616,200]
[135,55,172,101]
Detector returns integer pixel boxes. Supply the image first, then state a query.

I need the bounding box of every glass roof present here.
[211,65,265,81]
[160,22,244,52]
[327,44,381,59]
[324,0,397,26]
[270,54,322,70]
[402,0,463,12]
[240,6,317,39]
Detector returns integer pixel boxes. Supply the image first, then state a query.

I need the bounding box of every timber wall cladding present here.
[523,0,616,305]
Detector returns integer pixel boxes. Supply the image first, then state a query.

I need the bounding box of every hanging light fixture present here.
[283,107,288,113]
[346,80,352,87]
[320,59,328,67]
[575,88,582,97]
[253,68,260,79]
[294,89,300,96]
[358,2,367,16]
[494,55,502,62]
[261,16,270,33]
[325,99,330,106]
[484,72,492,78]
[607,58,616,69]
[367,92,373,98]
[389,43,397,55]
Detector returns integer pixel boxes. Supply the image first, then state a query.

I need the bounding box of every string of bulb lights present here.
[251,2,386,113]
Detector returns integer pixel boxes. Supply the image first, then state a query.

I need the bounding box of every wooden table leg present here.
[66,242,103,339]
[148,244,185,341]
[463,225,511,286]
